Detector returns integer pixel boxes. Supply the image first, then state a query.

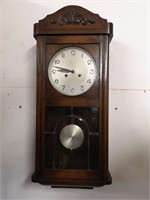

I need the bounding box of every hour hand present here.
[53,66,74,73]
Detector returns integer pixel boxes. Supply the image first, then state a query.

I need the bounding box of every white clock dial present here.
[48,47,97,96]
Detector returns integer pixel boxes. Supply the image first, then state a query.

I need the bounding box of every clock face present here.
[48,47,97,96]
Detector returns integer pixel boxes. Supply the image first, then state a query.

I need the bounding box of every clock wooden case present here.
[32,5,113,188]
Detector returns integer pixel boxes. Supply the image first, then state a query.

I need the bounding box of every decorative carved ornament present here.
[50,8,95,25]
[34,5,113,38]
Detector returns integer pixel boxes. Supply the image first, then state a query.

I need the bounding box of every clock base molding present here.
[31,171,112,188]
[51,186,93,189]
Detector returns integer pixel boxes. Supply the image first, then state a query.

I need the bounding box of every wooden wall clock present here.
[32,5,113,188]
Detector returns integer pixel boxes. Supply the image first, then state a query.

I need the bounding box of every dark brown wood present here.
[32,5,113,188]
[34,5,113,39]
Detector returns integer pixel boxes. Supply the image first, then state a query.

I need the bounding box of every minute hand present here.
[53,66,74,73]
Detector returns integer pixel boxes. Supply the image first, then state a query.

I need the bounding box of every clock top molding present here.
[34,5,113,40]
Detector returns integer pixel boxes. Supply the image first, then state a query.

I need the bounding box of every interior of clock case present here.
[44,106,99,170]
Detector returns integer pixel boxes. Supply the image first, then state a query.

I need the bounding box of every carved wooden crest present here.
[49,7,96,25]
[34,5,113,39]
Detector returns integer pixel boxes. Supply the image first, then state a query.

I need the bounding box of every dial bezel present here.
[48,47,97,96]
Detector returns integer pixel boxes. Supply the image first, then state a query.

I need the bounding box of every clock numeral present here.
[90,69,94,74]
[87,60,92,65]
[71,88,75,93]
[62,85,65,90]
[81,53,84,58]
[52,69,56,74]
[55,60,60,65]
[87,79,92,83]
[54,79,59,84]
[62,53,65,58]
[80,86,84,91]
[71,50,76,56]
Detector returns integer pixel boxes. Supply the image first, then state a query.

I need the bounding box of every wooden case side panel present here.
[33,36,45,179]
[99,35,110,181]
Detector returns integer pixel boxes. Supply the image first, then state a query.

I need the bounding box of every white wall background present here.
[0,0,149,199]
